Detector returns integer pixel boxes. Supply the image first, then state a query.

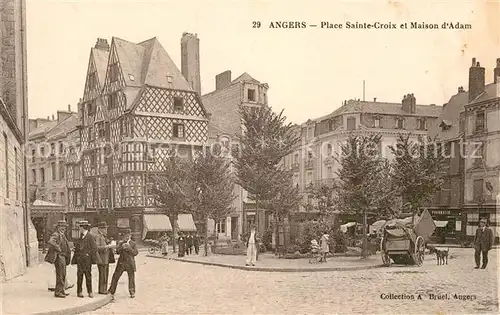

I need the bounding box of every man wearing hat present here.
[71,220,101,298]
[94,221,115,295]
[108,228,138,299]
[45,220,72,298]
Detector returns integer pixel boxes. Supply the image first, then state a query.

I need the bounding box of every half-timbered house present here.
[79,37,209,240]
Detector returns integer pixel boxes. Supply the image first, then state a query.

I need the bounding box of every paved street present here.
[80,248,499,315]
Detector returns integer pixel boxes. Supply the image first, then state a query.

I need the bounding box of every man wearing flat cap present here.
[108,228,138,299]
[45,220,72,298]
[71,220,101,298]
[94,221,116,295]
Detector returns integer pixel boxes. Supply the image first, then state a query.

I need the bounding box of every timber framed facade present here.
[76,37,209,240]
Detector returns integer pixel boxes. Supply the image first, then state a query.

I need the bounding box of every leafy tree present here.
[151,153,194,253]
[334,134,395,258]
[190,148,236,255]
[260,168,301,251]
[234,105,300,232]
[304,181,338,219]
[389,134,445,222]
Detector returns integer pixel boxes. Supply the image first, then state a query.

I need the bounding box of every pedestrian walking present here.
[71,220,100,298]
[186,233,193,256]
[474,218,494,269]
[160,233,169,256]
[108,229,138,300]
[245,225,257,266]
[193,233,200,255]
[320,231,330,263]
[94,222,116,295]
[177,233,186,257]
[45,220,72,298]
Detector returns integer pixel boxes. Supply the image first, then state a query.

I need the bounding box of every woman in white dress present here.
[320,231,330,262]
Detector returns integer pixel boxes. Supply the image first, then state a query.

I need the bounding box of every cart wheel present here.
[414,236,425,266]
[148,247,156,254]
[379,235,391,266]
[381,252,391,266]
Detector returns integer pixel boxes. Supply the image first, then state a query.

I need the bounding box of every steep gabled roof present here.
[91,48,110,87]
[427,91,469,141]
[112,37,192,91]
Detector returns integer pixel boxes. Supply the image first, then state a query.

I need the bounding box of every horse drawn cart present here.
[379,209,436,267]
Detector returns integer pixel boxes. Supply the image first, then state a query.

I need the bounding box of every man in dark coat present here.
[177,232,185,257]
[474,218,494,269]
[71,220,100,298]
[94,222,115,295]
[193,233,200,255]
[108,228,138,299]
[45,220,72,298]
[185,233,193,255]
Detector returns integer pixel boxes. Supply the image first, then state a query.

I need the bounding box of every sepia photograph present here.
[0,0,499,314]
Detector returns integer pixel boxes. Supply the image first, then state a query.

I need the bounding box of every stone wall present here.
[0,110,38,282]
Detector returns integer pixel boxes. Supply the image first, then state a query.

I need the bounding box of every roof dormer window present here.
[167,75,173,83]
[128,74,135,81]
[439,120,452,131]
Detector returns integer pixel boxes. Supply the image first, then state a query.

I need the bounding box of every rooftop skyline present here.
[26,0,499,124]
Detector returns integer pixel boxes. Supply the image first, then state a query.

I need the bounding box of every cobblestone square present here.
[80,248,498,315]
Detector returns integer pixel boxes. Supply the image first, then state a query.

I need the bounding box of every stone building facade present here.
[202,71,270,237]
[28,109,78,241]
[284,95,441,230]
[0,0,38,282]
[462,58,500,241]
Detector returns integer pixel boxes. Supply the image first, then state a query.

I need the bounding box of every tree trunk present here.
[213,219,218,248]
[172,213,177,253]
[204,215,209,256]
[255,198,259,232]
[362,208,367,259]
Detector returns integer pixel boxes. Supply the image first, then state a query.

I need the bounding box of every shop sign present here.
[431,210,451,215]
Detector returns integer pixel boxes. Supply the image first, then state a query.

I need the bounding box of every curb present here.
[29,295,112,315]
[146,254,384,272]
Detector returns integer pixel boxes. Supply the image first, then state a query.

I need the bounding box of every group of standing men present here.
[45,220,139,301]
[177,232,200,257]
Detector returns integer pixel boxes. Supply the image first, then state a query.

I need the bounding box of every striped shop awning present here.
[142,213,173,240]
[175,213,197,232]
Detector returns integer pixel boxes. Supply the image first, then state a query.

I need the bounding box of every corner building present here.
[78,37,209,241]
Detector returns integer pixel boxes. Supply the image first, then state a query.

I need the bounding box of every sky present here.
[26,0,499,124]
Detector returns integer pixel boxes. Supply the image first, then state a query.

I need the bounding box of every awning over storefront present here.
[31,199,66,216]
[434,220,449,228]
[175,214,197,232]
[142,213,172,240]
[341,222,357,233]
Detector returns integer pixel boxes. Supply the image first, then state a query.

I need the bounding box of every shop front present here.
[428,208,463,244]
[463,204,499,244]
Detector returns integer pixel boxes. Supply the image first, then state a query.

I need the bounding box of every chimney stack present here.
[494,58,500,84]
[373,97,377,102]
[47,116,49,120]
[181,32,201,95]
[458,86,465,93]
[215,70,232,90]
[52,114,55,120]
[68,104,71,112]
[95,38,110,51]
[468,57,485,102]
[402,94,416,114]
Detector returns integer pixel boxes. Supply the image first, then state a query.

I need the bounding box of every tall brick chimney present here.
[95,38,110,51]
[215,71,232,90]
[468,58,485,102]
[402,93,416,114]
[181,32,201,95]
[494,58,500,84]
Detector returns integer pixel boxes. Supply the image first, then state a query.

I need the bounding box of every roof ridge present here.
[140,38,158,85]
